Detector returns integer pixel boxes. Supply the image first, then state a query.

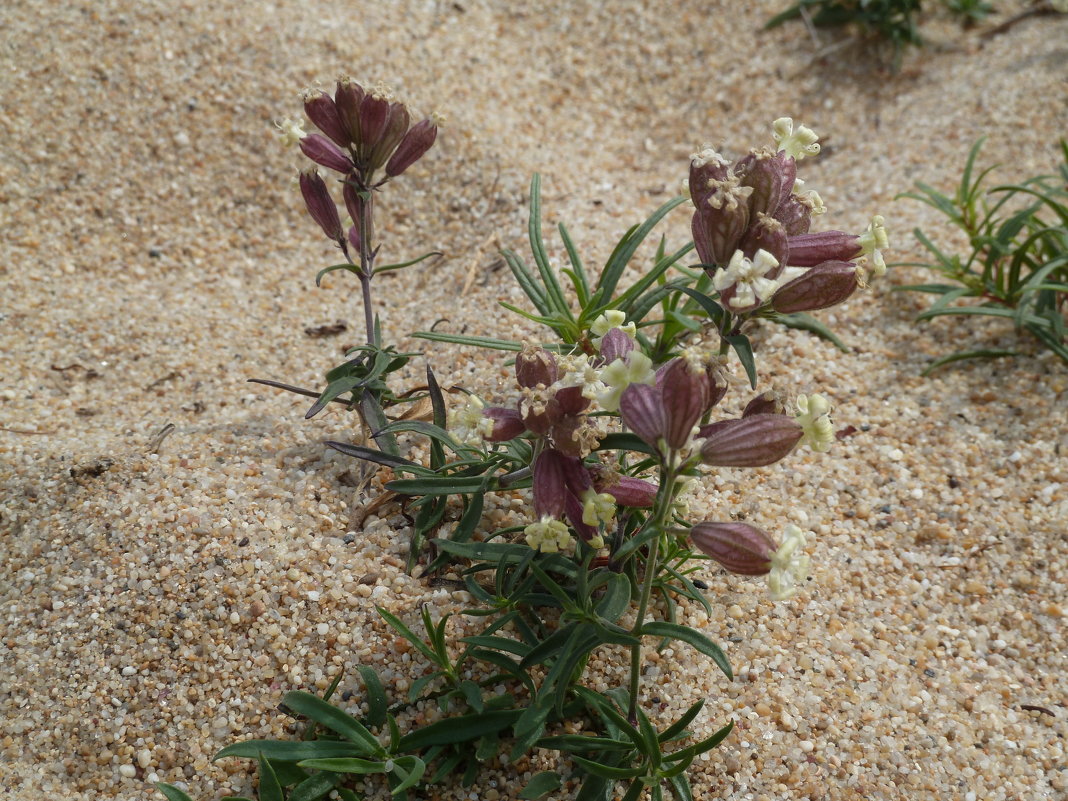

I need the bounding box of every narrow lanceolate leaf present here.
[596,195,690,305]
[297,758,387,774]
[375,607,440,664]
[519,771,563,799]
[570,755,645,780]
[528,174,574,319]
[639,622,732,679]
[215,740,364,762]
[773,312,848,352]
[257,753,284,801]
[373,250,443,274]
[324,441,424,471]
[287,771,341,801]
[413,331,524,351]
[396,709,523,750]
[389,755,426,794]
[356,666,388,728]
[281,691,382,755]
[725,334,757,389]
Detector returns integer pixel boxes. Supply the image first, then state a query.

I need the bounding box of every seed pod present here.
[771,261,860,313]
[737,149,791,218]
[772,193,812,236]
[742,391,784,417]
[533,449,568,519]
[516,346,558,389]
[334,78,366,146]
[690,522,776,576]
[698,414,803,467]
[481,406,525,442]
[357,91,392,158]
[300,134,355,174]
[692,189,751,268]
[590,466,658,508]
[619,383,666,452]
[368,102,410,172]
[656,359,710,450]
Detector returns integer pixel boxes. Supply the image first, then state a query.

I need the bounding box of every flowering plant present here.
[160,105,888,801]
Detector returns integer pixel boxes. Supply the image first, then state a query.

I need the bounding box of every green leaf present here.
[502,248,551,316]
[678,286,726,326]
[373,250,443,274]
[461,635,532,658]
[594,432,657,456]
[356,666,388,728]
[528,174,573,319]
[324,441,424,471]
[596,196,690,305]
[594,572,633,624]
[315,263,360,287]
[773,312,848,352]
[666,773,694,801]
[559,222,590,306]
[520,771,563,799]
[537,734,636,753]
[297,758,387,774]
[413,331,523,351]
[288,771,340,801]
[281,691,382,756]
[432,539,535,563]
[215,740,363,762]
[389,755,426,794]
[658,699,705,743]
[360,392,400,457]
[257,753,284,801]
[156,784,195,801]
[306,375,365,419]
[376,607,441,664]
[921,348,1018,375]
[663,720,734,762]
[396,709,523,750]
[571,755,645,780]
[725,334,757,389]
[386,476,491,496]
[640,622,732,679]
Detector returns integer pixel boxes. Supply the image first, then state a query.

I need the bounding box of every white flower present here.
[772,117,820,161]
[690,145,728,169]
[857,215,889,277]
[430,110,447,127]
[275,117,306,148]
[767,524,810,600]
[590,309,637,341]
[449,395,494,447]
[581,489,616,528]
[557,354,606,401]
[672,475,697,517]
[524,516,573,553]
[795,393,834,453]
[714,249,781,309]
[596,351,655,412]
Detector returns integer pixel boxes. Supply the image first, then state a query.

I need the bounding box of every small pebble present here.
[118,765,136,778]
[121,666,136,677]
[316,623,329,636]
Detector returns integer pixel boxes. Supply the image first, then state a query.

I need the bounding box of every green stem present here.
[626,461,677,723]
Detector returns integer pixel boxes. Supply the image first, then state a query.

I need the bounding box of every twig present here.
[980,2,1057,39]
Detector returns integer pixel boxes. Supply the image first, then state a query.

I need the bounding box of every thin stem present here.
[626,462,677,722]
[357,188,377,345]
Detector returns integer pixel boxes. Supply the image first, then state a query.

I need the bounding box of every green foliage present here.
[766,0,923,65]
[896,139,1068,372]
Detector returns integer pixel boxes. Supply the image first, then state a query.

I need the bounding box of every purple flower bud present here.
[739,213,789,278]
[516,346,558,389]
[482,406,525,442]
[369,102,410,172]
[772,194,812,237]
[358,92,391,157]
[742,391,784,417]
[690,522,776,576]
[598,327,635,364]
[689,148,731,208]
[736,149,790,218]
[554,384,590,416]
[386,117,439,178]
[533,449,568,519]
[619,383,666,451]
[300,134,355,174]
[298,169,343,241]
[590,466,658,508]
[348,225,361,253]
[656,358,710,450]
[771,261,860,313]
[786,230,861,267]
[698,414,803,467]
[692,191,751,268]
[334,79,366,146]
[303,91,350,148]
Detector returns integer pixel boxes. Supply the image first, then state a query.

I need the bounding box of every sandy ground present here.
[2,1,1067,799]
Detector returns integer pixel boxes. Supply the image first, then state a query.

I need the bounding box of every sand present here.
[1,0,1066,799]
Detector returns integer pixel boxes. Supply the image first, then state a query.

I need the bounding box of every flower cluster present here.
[690,118,888,314]
[280,77,441,247]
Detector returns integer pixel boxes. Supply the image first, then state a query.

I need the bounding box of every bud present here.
[742,391,784,417]
[598,327,635,364]
[516,345,558,389]
[533,449,568,519]
[772,193,813,236]
[656,358,711,450]
[589,465,658,508]
[386,116,439,178]
[698,414,803,467]
[300,134,355,174]
[298,169,343,241]
[619,383,666,452]
[688,146,731,208]
[357,89,392,158]
[689,522,776,575]
[334,78,366,146]
[692,175,752,267]
[368,101,410,173]
[481,406,525,442]
[771,261,860,314]
[554,384,591,416]
[736,149,793,218]
[739,213,788,277]
[786,230,860,267]
[303,90,350,148]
